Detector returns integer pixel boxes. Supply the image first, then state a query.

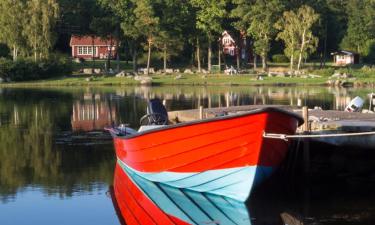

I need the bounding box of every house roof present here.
[221,31,235,43]
[331,50,358,56]
[70,35,118,46]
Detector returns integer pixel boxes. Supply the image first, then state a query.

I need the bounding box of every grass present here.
[0,74,332,87]
[1,61,375,87]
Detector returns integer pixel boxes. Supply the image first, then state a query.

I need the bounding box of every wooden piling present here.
[302,106,309,132]
[199,106,204,119]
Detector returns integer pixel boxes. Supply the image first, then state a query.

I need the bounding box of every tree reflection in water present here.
[0,89,115,203]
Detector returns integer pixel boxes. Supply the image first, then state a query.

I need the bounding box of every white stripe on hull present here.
[117,159,274,202]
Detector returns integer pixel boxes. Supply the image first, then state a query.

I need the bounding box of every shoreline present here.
[0,74,374,88]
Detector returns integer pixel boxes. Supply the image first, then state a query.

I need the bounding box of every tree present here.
[190,0,227,72]
[231,0,253,69]
[341,0,375,62]
[133,0,159,75]
[248,0,284,70]
[153,0,191,72]
[25,0,59,61]
[0,0,28,61]
[276,5,319,71]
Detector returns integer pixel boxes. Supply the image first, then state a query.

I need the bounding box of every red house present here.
[70,35,118,60]
[221,31,237,56]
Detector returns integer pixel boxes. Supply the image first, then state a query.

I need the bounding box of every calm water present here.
[0,86,375,225]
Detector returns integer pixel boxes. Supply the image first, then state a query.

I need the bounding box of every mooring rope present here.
[263,131,375,141]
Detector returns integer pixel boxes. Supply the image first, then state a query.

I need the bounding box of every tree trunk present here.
[322,22,328,67]
[218,44,221,72]
[236,47,240,70]
[297,29,306,71]
[107,37,114,72]
[261,50,267,71]
[197,38,201,72]
[132,47,137,72]
[116,40,120,72]
[147,39,152,75]
[290,47,294,71]
[253,53,257,70]
[13,45,17,61]
[208,38,212,72]
[92,36,95,73]
[163,43,167,72]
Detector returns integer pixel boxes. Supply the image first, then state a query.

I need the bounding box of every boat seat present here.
[140,99,169,125]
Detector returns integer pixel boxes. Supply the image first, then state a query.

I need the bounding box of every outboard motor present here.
[140,99,169,125]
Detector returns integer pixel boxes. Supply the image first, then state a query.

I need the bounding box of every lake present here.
[1,86,375,225]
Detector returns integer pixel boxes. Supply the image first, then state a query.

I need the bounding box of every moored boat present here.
[107,99,303,202]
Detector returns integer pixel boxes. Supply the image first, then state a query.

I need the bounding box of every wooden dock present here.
[168,105,375,148]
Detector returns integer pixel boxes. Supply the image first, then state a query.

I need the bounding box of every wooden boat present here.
[107,100,303,202]
[110,162,251,225]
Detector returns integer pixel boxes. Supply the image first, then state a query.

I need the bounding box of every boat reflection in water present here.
[110,162,251,225]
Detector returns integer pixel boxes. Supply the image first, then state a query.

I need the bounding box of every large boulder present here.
[0,78,4,83]
[116,71,126,77]
[83,68,92,74]
[184,69,194,74]
[165,68,174,74]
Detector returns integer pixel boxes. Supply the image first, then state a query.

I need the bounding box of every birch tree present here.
[25,0,59,61]
[276,5,319,71]
[0,0,28,61]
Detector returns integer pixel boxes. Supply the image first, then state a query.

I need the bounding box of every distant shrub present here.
[0,55,72,81]
[310,67,335,77]
[272,54,289,63]
[0,44,10,58]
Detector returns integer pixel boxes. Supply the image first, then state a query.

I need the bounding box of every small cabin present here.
[70,35,118,60]
[221,31,237,56]
[332,50,359,66]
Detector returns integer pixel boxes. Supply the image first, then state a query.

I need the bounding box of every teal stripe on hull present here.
[117,159,274,202]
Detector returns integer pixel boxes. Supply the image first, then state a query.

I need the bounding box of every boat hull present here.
[111,108,302,202]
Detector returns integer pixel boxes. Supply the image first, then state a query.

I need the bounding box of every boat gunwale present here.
[114,107,304,140]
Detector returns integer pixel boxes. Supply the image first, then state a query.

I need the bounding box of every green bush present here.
[0,55,72,81]
[310,67,335,77]
[272,54,289,63]
[0,44,10,58]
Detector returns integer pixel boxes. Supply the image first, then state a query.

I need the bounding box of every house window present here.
[78,46,96,55]
[78,46,83,55]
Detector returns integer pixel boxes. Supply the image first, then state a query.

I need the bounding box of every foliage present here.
[0,0,59,61]
[0,44,10,58]
[247,0,284,69]
[275,5,319,71]
[272,54,289,63]
[340,0,375,58]
[0,56,72,81]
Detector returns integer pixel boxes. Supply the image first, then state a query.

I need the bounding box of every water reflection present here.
[72,93,117,132]
[1,87,375,225]
[0,89,114,204]
[111,162,252,225]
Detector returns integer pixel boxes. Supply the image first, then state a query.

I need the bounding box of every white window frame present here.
[77,46,97,56]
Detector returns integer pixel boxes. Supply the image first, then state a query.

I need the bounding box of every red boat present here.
[108,100,303,202]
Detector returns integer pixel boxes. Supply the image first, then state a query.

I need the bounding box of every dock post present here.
[302,106,310,176]
[199,106,204,119]
[302,106,309,132]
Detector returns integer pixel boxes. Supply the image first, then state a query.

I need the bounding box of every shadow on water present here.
[1,87,375,224]
[249,141,375,225]
[108,142,375,225]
